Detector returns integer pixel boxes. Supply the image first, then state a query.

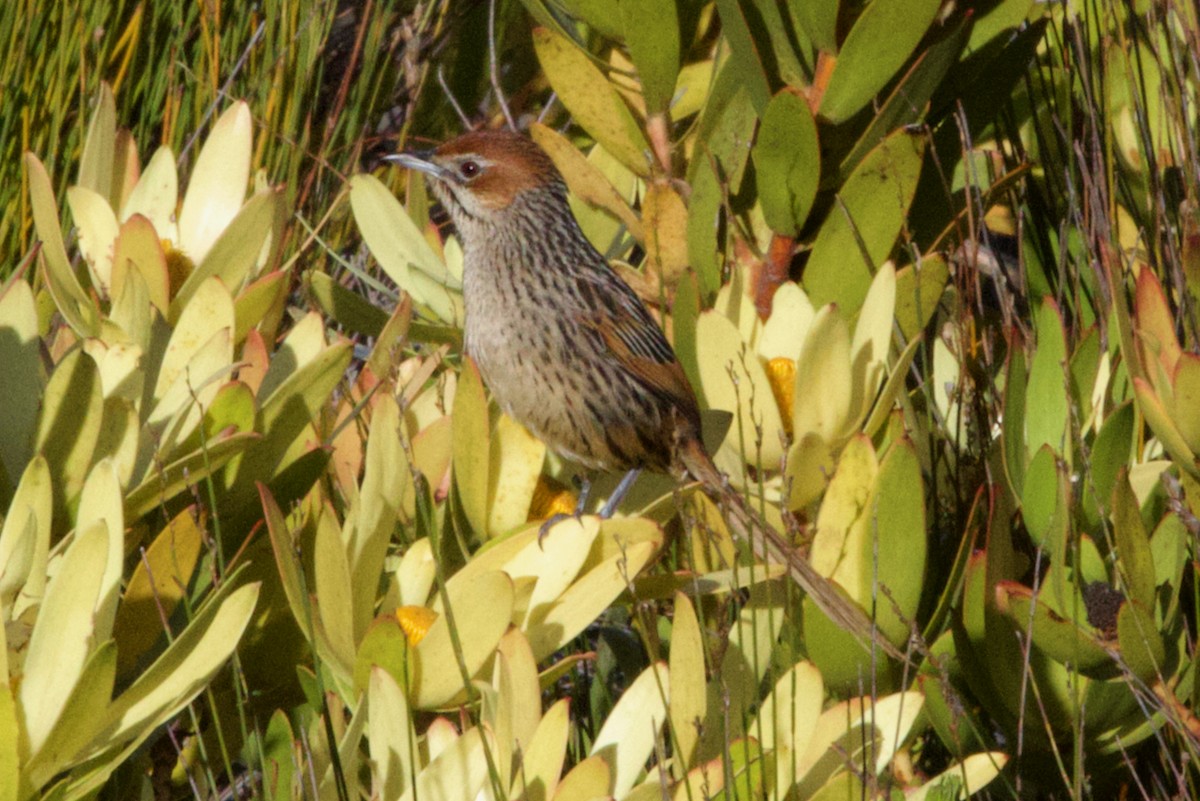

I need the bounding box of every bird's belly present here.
[467,303,656,471]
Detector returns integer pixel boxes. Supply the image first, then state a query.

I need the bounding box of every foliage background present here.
[1,0,1198,799]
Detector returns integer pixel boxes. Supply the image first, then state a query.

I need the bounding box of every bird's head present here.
[387,131,565,233]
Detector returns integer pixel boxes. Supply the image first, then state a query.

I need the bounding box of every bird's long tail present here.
[678,439,904,661]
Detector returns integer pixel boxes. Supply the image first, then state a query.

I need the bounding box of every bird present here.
[387,130,893,654]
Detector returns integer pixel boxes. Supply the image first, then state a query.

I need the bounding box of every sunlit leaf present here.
[178,102,252,264]
[820,0,942,122]
[804,129,923,313]
[533,27,651,176]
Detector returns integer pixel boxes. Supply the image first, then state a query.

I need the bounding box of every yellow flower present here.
[528,474,578,521]
[395,605,438,645]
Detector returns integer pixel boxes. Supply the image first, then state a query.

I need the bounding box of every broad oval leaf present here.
[67,186,119,298]
[413,571,514,708]
[819,0,942,123]
[20,521,109,756]
[120,146,179,239]
[754,91,820,235]
[178,102,252,264]
[532,27,651,177]
[350,172,461,324]
[804,129,923,314]
[695,310,787,469]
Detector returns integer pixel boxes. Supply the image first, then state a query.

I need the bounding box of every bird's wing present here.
[575,269,703,434]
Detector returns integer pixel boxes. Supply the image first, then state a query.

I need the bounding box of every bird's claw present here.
[538,513,576,549]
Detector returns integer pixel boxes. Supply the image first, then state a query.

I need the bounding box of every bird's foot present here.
[538,511,581,549]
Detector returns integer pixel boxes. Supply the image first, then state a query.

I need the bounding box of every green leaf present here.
[0,280,42,495]
[532,27,651,176]
[75,460,124,645]
[399,728,490,801]
[803,129,923,313]
[518,699,570,800]
[24,641,117,788]
[642,183,690,285]
[1083,403,1134,525]
[20,521,109,756]
[0,674,17,801]
[690,63,759,192]
[35,349,104,524]
[451,354,489,532]
[413,571,514,708]
[789,0,839,52]
[149,276,235,425]
[260,711,297,801]
[225,335,351,507]
[87,580,260,754]
[350,173,462,323]
[453,358,491,537]
[1116,601,1165,683]
[792,307,852,444]
[487,414,545,536]
[1026,299,1069,458]
[234,269,288,344]
[178,102,252,265]
[819,0,943,123]
[67,186,119,298]
[352,394,407,630]
[694,309,787,468]
[839,19,970,178]
[529,123,643,241]
[306,270,389,338]
[668,593,705,774]
[1110,473,1156,610]
[588,662,669,797]
[1021,445,1067,555]
[526,534,660,661]
[996,582,1112,675]
[112,506,205,678]
[894,255,949,339]
[112,214,171,316]
[260,485,310,644]
[870,439,927,643]
[754,660,824,790]
[26,153,98,335]
[314,505,356,677]
[367,667,417,801]
[553,0,623,38]
[686,165,724,299]
[120,146,178,240]
[619,0,680,117]
[123,430,258,521]
[712,0,773,113]
[354,618,409,700]
[1002,345,1027,497]
[905,752,1009,800]
[1132,377,1197,478]
[77,83,116,203]
[753,91,820,235]
[171,187,284,323]
[1169,353,1200,455]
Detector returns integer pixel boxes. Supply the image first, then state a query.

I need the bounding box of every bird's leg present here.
[573,475,592,514]
[539,476,592,546]
[598,468,641,519]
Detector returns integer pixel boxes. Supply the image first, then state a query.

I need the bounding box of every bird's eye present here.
[459,160,481,179]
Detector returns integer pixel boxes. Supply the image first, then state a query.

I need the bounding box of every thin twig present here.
[489,0,516,130]
[180,20,266,160]
[437,65,472,128]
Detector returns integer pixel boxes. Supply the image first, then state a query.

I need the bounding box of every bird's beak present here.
[385,150,448,181]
